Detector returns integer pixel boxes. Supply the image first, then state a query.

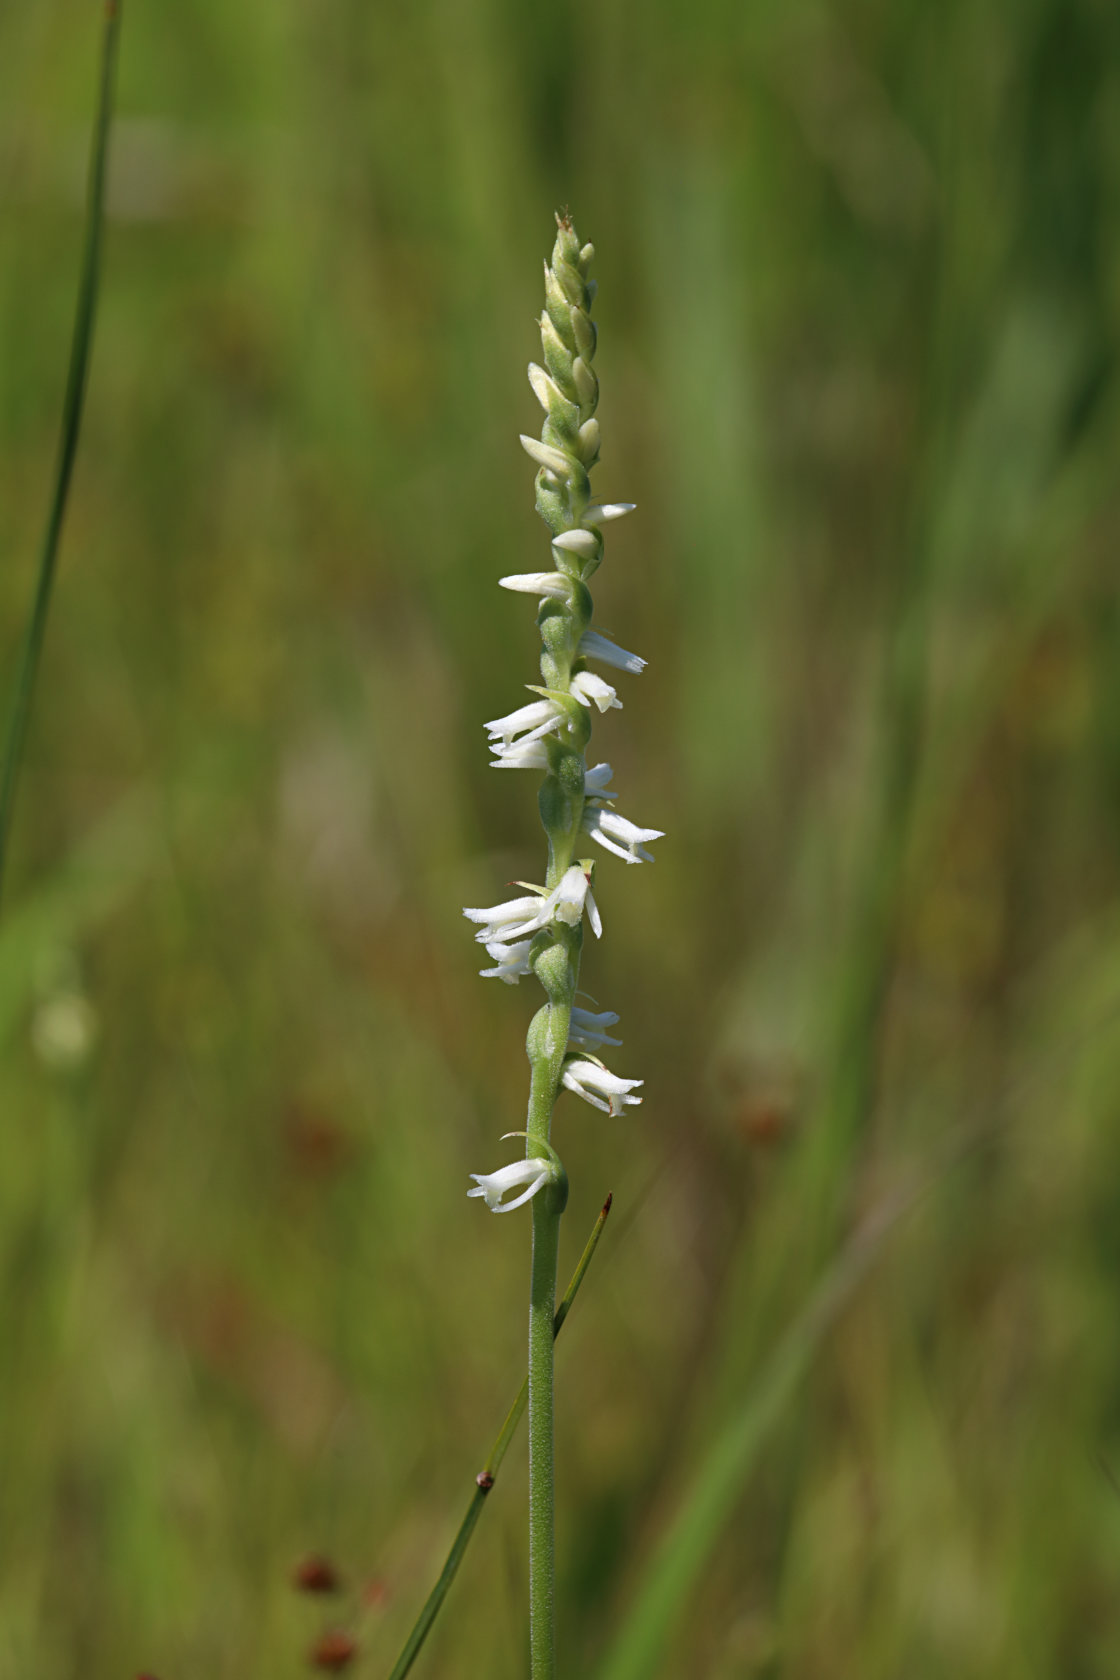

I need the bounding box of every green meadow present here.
[2,0,1120,1674]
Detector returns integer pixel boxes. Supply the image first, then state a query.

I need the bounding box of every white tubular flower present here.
[551,528,599,560]
[519,434,574,480]
[571,671,621,714]
[485,698,564,749]
[468,1157,554,1213]
[479,940,534,984]
[578,630,647,675]
[499,572,570,599]
[490,738,550,770]
[584,502,636,524]
[561,1057,643,1115]
[583,762,616,797]
[547,864,602,938]
[583,806,665,864]
[568,1007,622,1050]
[463,891,551,944]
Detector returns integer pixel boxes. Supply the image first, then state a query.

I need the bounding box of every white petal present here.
[463,894,546,931]
[571,672,621,714]
[578,630,647,675]
[499,572,570,599]
[527,363,569,414]
[583,806,664,864]
[569,1007,621,1050]
[485,699,562,746]
[585,885,602,939]
[520,435,572,478]
[551,529,599,558]
[490,739,550,770]
[468,1157,551,1211]
[584,502,636,524]
[584,762,616,796]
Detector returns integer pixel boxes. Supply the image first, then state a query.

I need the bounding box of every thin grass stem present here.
[0,0,122,912]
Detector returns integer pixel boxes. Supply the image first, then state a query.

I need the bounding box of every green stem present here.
[0,0,122,912]
[525,1010,570,1680]
[384,1195,612,1680]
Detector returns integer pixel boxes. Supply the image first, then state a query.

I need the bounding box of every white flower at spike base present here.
[561,1056,643,1116]
[577,629,647,675]
[463,890,551,945]
[485,698,564,750]
[568,1007,622,1051]
[479,939,534,984]
[571,671,621,714]
[583,805,665,864]
[547,863,602,938]
[468,1156,554,1213]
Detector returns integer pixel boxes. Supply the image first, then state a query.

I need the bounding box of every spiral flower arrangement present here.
[462,212,662,1678]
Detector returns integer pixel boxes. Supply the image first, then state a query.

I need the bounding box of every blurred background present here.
[2,0,1120,1675]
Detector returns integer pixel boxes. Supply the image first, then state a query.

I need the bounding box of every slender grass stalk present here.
[461,213,660,1677]
[0,0,122,913]
[385,1194,612,1680]
[598,1188,916,1680]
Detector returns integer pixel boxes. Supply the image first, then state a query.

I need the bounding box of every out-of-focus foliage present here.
[2,1,1120,1675]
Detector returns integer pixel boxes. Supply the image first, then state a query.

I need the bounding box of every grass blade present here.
[0,0,123,910]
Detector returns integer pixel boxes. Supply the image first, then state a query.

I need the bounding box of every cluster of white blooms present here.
[466,214,664,1208]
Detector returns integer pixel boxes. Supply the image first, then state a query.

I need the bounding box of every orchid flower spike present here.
[461,213,662,1674]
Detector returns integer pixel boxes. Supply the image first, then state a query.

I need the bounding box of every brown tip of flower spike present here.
[294,1555,342,1594]
[310,1630,358,1671]
[602,1192,613,1217]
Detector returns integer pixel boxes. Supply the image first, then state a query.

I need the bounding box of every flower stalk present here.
[464,212,662,1678]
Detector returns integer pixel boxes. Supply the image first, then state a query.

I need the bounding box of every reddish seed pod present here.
[310,1629,357,1671]
[294,1555,341,1594]
[476,1471,495,1492]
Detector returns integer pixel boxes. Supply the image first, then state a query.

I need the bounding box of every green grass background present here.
[2,0,1120,1675]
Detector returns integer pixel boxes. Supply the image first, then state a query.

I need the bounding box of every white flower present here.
[568,1007,621,1051]
[561,1057,643,1115]
[583,806,664,864]
[499,572,570,599]
[463,891,551,945]
[519,434,573,480]
[479,939,534,983]
[547,864,602,938]
[490,738,550,770]
[584,762,616,797]
[485,698,564,749]
[468,1156,554,1213]
[584,501,636,524]
[571,671,621,714]
[551,529,599,559]
[578,630,647,674]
